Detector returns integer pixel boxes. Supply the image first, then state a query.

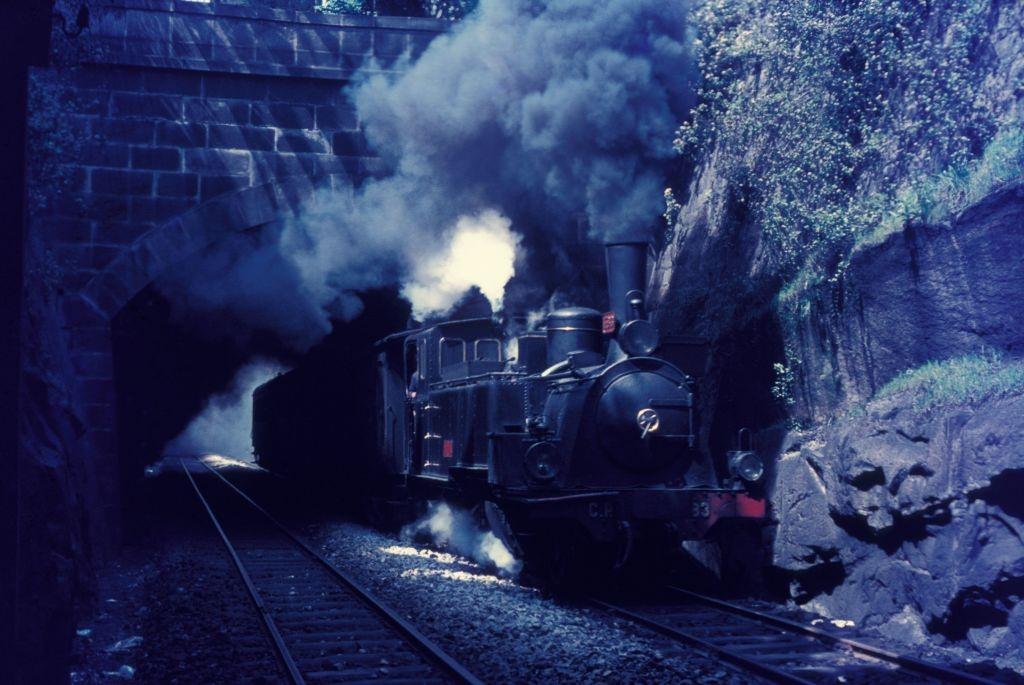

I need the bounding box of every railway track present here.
[593,586,1005,685]
[182,460,482,685]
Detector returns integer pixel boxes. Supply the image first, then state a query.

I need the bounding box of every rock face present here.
[768,184,1024,670]
[648,1,1024,670]
[789,181,1024,421]
[773,391,1024,671]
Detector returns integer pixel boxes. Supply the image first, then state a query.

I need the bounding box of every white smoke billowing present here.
[403,211,520,317]
[165,360,286,460]
[402,501,522,576]
[158,0,695,350]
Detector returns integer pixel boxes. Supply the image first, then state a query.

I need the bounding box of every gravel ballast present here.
[312,520,753,684]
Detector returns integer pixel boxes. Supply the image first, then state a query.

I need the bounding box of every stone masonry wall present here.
[19,2,445,681]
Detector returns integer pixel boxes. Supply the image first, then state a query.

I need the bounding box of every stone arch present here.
[81,176,320,321]
[63,176,324,546]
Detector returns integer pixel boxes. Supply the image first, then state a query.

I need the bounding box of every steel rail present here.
[594,586,1004,685]
[590,597,814,685]
[198,458,484,685]
[666,586,1002,685]
[181,461,306,685]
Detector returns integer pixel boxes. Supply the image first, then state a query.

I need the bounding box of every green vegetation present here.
[857,124,1024,250]
[677,0,1002,286]
[319,0,476,19]
[877,351,1024,411]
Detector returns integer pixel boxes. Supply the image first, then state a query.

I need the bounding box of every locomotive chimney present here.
[605,241,649,325]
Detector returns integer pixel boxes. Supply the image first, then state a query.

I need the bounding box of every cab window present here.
[440,338,466,367]
[475,339,501,361]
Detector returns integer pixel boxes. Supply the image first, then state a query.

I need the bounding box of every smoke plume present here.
[403,501,522,576]
[165,360,286,460]
[158,0,694,348]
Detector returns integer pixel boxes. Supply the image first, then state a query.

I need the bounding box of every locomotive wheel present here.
[527,525,614,592]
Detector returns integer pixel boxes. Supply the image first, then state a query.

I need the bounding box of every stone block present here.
[207,124,276,151]
[204,43,254,65]
[184,148,251,174]
[110,93,183,120]
[293,48,346,69]
[266,78,341,105]
[253,45,297,66]
[294,25,343,54]
[124,8,172,42]
[92,245,129,271]
[61,295,107,327]
[251,151,316,181]
[168,15,223,46]
[156,121,207,148]
[314,153,359,179]
[93,221,145,246]
[74,66,143,92]
[167,40,216,60]
[183,98,250,125]
[340,28,372,54]
[90,5,127,40]
[129,196,196,223]
[315,104,358,131]
[409,31,438,58]
[92,119,156,145]
[203,73,269,101]
[131,146,182,171]
[331,130,370,156]
[59,194,131,222]
[374,29,409,57]
[91,169,154,196]
[200,175,250,202]
[156,172,199,197]
[277,130,328,154]
[81,142,131,169]
[252,103,315,130]
[141,70,202,96]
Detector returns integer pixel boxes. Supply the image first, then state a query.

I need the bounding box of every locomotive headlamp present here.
[525,441,561,481]
[729,451,765,483]
[618,319,660,356]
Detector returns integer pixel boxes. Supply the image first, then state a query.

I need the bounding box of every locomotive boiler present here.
[371,242,767,581]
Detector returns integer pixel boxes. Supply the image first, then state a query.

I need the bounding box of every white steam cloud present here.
[402,501,522,576]
[403,211,520,317]
[165,360,286,461]
[157,0,694,350]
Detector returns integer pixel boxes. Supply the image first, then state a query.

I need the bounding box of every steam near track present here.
[402,502,522,577]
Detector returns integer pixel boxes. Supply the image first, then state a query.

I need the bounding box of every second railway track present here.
[593,587,1005,685]
[182,460,482,685]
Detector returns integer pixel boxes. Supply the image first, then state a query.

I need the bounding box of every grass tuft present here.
[877,351,1024,411]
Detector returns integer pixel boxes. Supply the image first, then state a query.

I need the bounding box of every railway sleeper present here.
[290,648,424,665]
[295,662,435,679]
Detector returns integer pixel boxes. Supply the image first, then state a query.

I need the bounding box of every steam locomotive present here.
[368,242,767,581]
